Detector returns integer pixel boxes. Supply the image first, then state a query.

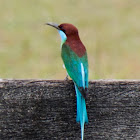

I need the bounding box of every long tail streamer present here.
[74,84,88,140]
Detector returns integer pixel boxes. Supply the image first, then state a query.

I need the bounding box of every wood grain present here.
[0,79,140,140]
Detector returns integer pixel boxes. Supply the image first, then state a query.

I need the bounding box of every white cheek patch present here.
[81,63,85,88]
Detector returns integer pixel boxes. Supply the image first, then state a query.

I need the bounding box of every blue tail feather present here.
[74,84,88,140]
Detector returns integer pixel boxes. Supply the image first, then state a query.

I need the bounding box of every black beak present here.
[46,22,60,30]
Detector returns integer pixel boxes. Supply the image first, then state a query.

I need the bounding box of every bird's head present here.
[46,22,78,36]
[58,23,78,36]
[46,22,79,44]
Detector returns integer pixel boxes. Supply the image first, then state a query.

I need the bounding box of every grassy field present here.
[0,0,139,79]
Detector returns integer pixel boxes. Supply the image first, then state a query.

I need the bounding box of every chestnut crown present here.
[58,23,79,36]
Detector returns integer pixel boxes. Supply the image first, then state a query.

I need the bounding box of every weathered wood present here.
[0,79,140,140]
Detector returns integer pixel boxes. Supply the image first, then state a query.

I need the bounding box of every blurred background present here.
[0,0,139,79]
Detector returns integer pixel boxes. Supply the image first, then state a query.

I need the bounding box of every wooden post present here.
[0,80,140,139]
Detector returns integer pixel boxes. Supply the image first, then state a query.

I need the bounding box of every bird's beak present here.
[46,22,60,30]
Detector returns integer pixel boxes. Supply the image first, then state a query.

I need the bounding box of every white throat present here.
[58,30,67,46]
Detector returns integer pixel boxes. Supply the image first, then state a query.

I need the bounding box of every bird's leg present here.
[64,73,69,80]
[63,64,69,80]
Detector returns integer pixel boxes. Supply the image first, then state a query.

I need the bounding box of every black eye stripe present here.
[62,29,65,33]
[58,25,65,32]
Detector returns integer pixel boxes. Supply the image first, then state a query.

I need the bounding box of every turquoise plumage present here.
[61,43,88,140]
[47,23,88,140]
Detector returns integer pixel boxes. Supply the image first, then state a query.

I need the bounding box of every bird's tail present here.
[74,84,88,140]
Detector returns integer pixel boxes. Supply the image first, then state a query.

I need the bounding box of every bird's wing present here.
[61,44,88,98]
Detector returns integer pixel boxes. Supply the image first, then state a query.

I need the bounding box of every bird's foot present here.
[64,75,69,81]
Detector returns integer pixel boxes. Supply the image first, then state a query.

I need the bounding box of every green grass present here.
[0,0,139,79]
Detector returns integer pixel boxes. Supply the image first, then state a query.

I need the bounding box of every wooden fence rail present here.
[0,79,140,140]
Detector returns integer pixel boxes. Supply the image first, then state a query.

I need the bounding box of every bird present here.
[46,22,88,140]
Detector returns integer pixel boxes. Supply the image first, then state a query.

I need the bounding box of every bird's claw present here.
[64,75,69,81]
